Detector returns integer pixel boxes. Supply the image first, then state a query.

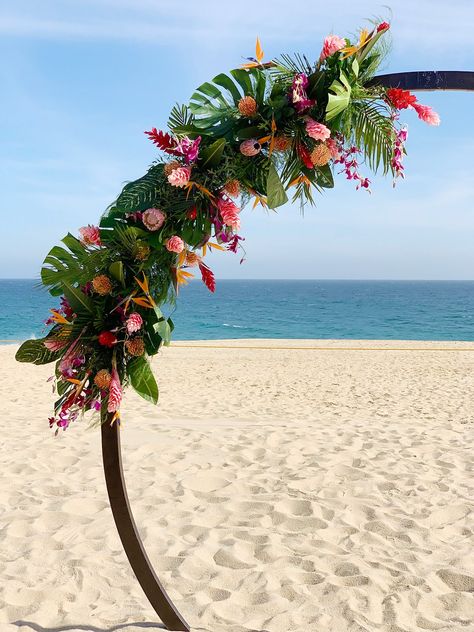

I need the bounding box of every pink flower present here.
[320,35,345,61]
[305,118,331,141]
[175,136,201,163]
[412,103,440,126]
[166,236,185,253]
[240,139,261,156]
[167,166,191,187]
[107,368,122,413]
[126,312,143,334]
[79,225,101,246]
[44,339,68,352]
[326,137,341,160]
[142,208,166,231]
[217,197,241,230]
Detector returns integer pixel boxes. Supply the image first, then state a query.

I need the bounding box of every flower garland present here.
[16,22,439,433]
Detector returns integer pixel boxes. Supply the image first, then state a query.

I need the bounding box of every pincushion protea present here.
[310,143,332,166]
[185,251,201,267]
[273,135,292,152]
[125,338,145,357]
[238,96,257,117]
[94,369,112,389]
[107,368,122,413]
[92,275,113,296]
[223,179,241,198]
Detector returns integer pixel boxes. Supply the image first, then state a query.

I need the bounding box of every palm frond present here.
[345,100,394,174]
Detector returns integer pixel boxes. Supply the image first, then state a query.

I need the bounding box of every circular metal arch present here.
[101,69,474,632]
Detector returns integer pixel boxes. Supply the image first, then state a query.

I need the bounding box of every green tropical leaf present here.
[154,319,171,345]
[349,100,394,174]
[326,72,352,121]
[266,162,288,209]
[126,356,159,404]
[199,138,226,168]
[62,283,94,314]
[15,339,61,365]
[114,164,164,212]
[109,261,124,285]
[316,164,334,188]
[41,235,103,296]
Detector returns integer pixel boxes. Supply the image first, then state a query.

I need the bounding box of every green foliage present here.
[345,100,394,174]
[199,139,227,168]
[266,162,288,209]
[326,72,352,121]
[16,339,61,365]
[126,355,159,404]
[189,68,269,138]
[41,234,105,297]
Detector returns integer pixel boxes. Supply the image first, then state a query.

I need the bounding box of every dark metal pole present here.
[367,70,474,92]
[101,414,190,632]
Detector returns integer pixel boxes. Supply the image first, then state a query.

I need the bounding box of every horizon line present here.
[1,277,474,283]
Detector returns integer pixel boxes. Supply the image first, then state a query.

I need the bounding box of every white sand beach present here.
[0,340,473,632]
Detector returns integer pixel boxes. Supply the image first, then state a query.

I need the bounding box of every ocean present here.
[0,279,473,342]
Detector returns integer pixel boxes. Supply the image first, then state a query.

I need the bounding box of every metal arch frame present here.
[101,70,474,632]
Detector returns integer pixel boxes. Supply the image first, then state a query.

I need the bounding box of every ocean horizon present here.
[1,278,473,342]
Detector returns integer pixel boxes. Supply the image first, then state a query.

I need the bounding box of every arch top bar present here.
[369,70,474,91]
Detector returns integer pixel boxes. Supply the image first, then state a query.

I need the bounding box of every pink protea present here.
[217,197,241,230]
[126,312,143,334]
[167,166,191,187]
[79,225,101,246]
[166,236,185,253]
[240,139,261,156]
[305,117,331,141]
[319,35,345,61]
[107,368,122,413]
[142,208,166,231]
[412,103,440,126]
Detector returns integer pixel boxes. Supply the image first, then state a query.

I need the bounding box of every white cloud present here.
[1,0,473,57]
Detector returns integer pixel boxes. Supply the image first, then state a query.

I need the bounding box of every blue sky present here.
[1,0,473,279]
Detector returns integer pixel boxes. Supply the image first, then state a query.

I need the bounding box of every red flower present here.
[387,88,417,110]
[377,22,390,32]
[144,128,180,156]
[297,142,314,169]
[187,207,198,220]
[199,262,216,293]
[98,331,117,348]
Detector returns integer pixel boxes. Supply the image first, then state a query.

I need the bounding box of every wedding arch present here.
[16,22,473,631]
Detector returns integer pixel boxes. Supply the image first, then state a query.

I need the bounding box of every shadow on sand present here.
[12,622,167,632]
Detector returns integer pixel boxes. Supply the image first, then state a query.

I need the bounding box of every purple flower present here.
[174,136,201,163]
[290,74,316,113]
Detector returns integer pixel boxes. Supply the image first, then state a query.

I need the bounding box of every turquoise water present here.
[1,279,473,342]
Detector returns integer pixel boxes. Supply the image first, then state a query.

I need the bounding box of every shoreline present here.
[3,337,474,347]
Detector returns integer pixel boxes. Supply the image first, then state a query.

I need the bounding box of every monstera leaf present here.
[41,233,103,297]
[326,71,352,121]
[189,68,269,138]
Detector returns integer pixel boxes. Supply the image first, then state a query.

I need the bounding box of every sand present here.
[0,340,473,632]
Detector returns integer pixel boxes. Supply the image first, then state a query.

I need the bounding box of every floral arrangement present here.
[16,22,439,432]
